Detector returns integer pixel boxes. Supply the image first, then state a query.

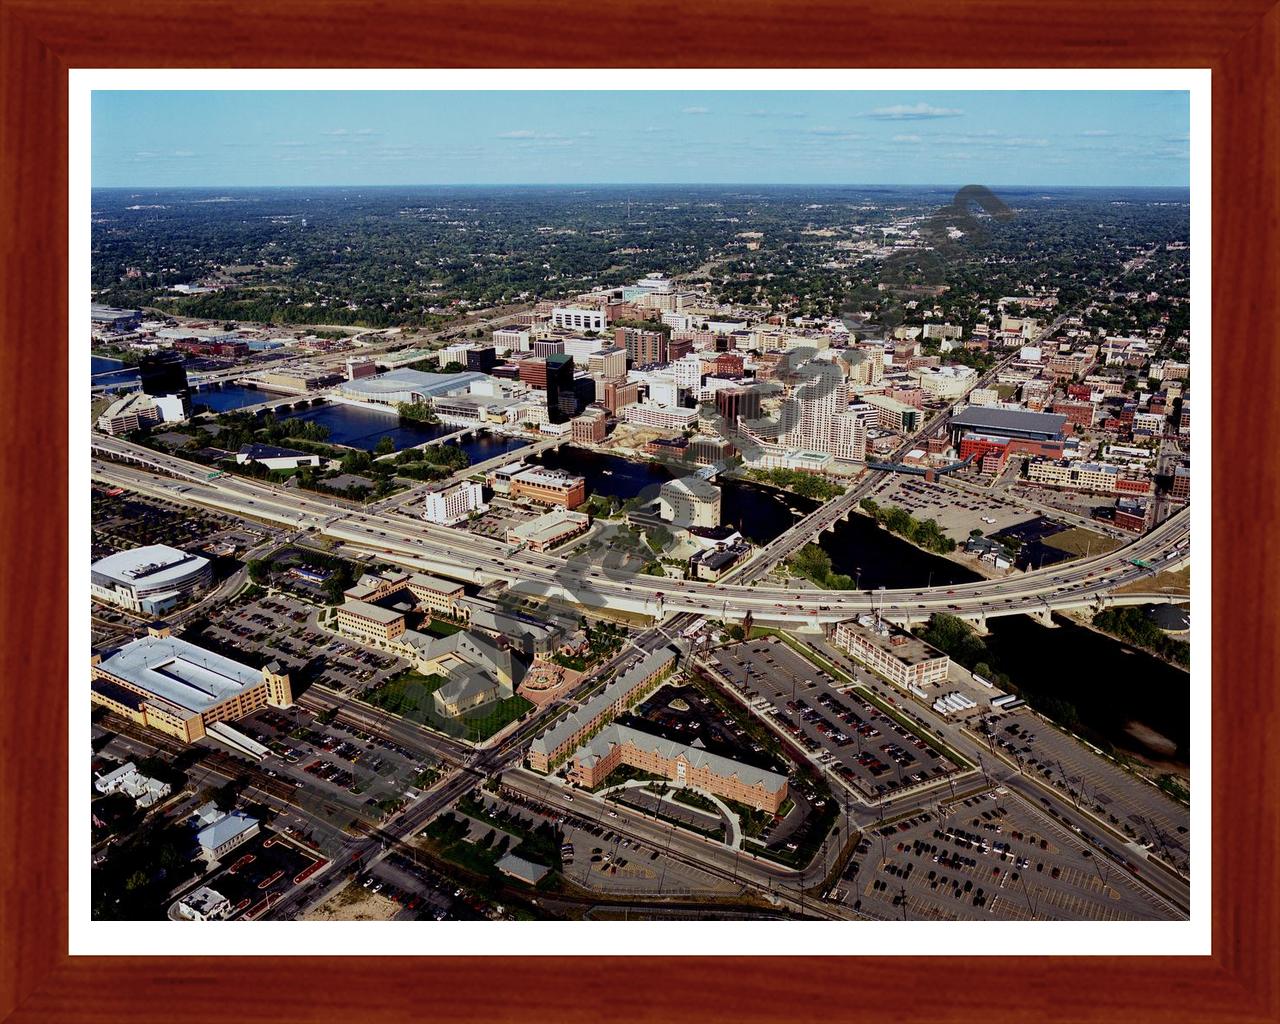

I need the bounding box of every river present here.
[820,513,1189,767]
[190,383,270,414]
[533,446,1190,767]
[270,402,529,462]
[91,355,139,388]
[532,446,811,545]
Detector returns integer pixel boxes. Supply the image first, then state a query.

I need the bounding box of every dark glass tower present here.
[139,350,191,415]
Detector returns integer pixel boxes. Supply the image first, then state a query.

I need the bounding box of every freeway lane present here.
[91,439,1189,625]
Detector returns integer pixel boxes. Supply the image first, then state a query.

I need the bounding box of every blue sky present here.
[92,90,1190,188]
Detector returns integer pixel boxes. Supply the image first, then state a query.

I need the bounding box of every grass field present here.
[364,670,533,742]
[1114,566,1191,596]
[1042,526,1123,558]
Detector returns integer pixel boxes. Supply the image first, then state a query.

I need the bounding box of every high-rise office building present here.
[545,354,576,422]
[715,385,763,425]
[139,350,191,416]
[616,327,668,367]
[466,346,497,373]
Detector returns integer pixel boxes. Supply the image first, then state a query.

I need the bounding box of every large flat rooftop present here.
[91,544,209,589]
[841,617,949,667]
[340,368,487,399]
[950,406,1068,440]
[508,509,589,546]
[96,635,263,715]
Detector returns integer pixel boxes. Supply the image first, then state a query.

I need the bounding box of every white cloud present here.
[497,130,566,141]
[171,150,197,158]
[1001,137,1050,148]
[681,106,710,115]
[891,134,922,143]
[1080,129,1115,137]
[859,102,964,120]
[803,127,863,141]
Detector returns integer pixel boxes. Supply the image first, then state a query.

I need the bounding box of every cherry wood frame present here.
[2,1,1276,1020]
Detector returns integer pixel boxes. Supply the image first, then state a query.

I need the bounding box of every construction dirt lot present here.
[301,882,402,922]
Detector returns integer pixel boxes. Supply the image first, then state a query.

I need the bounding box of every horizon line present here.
[92,181,1190,191]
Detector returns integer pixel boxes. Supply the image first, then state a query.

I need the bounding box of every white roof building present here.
[91,544,212,615]
[174,886,233,921]
[338,369,488,406]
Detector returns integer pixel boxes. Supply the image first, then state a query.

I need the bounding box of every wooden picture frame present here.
[2,1,1275,1020]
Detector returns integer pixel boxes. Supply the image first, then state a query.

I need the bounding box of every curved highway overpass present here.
[92,436,1190,627]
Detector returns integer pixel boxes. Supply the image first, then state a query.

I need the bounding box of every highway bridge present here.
[91,437,1190,630]
[366,434,568,512]
[373,423,479,463]
[221,392,330,416]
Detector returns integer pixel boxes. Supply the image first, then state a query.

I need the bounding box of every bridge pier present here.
[962,615,989,636]
[1031,608,1058,628]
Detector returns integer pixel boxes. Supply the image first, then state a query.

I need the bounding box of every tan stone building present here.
[91,624,292,743]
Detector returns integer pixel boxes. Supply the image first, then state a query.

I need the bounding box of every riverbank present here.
[1060,607,1192,672]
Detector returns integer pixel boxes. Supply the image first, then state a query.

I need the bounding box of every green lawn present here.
[1042,527,1122,558]
[363,670,533,742]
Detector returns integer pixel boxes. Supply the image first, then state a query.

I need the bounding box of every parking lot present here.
[1010,480,1114,522]
[188,592,407,697]
[92,485,243,562]
[484,787,740,899]
[712,639,960,802]
[191,829,324,921]
[462,499,547,542]
[356,854,465,920]
[239,704,440,831]
[831,789,1182,921]
[871,476,1034,540]
[972,708,1191,874]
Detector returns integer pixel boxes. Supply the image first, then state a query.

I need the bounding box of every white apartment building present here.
[620,403,700,431]
[833,617,951,690]
[831,405,875,462]
[1027,459,1120,493]
[437,343,472,367]
[551,306,607,332]
[493,327,531,353]
[913,364,978,399]
[421,480,488,526]
[671,355,704,389]
[1133,411,1166,434]
[922,323,963,340]
[859,393,921,433]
